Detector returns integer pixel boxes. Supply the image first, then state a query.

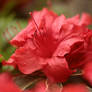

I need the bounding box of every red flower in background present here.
[62,83,89,92]
[0,73,21,92]
[8,8,92,83]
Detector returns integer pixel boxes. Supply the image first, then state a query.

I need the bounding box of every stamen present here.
[41,18,47,35]
[30,12,40,33]
[30,12,49,50]
[30,12,44,49]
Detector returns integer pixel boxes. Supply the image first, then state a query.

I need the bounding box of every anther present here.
[30,12,40,33]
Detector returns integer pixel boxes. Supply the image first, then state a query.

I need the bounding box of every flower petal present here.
[65,40,92,69]
[67,14,80,25]
[79,13,92,26]
[9,39,46,74]
[54,37,83,57]
[43,57,72,82]
[51,15,66,39]
[62,83,89,92]
[10,8,57,47]
[65,41,86,69]
[82,61,92,86]
[10,22,35,47]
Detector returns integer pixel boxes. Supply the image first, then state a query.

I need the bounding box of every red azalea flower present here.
[62,83,89,92]
[8,8,92,82]
[0,73,21,92]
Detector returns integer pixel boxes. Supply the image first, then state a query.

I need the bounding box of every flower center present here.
[30,13,58,58]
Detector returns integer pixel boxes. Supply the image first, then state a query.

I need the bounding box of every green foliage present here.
[0,16,27,60]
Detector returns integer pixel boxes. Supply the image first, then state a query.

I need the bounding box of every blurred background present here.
[0,0,92,60]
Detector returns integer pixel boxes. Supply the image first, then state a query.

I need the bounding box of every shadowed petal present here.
[62,83,89,92]
[43,57,72,82]
[82,61,92,86]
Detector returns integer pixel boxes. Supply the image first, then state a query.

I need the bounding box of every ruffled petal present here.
[54,37,83,57]
[66,14,80,25]
[43,57,72,82]
[79,13,92,26]
[30,8,57,29]
[10,22,35,47]
[51,15,66,39]
[10,8,57,47]
[66,13,92,26]
[9,39,47,74]
[65,42,86,69]
[66,40,92,69]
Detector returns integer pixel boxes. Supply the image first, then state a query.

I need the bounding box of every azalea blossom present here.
[8,8,92,83]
